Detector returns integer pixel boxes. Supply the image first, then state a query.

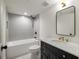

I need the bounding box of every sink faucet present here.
[58,37,71,42]
[58,37,64,41]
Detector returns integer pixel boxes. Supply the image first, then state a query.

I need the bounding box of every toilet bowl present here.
[29,45,40,55]
[29,45,40,59]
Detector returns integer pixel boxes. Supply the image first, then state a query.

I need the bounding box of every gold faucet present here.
[58,36,70,42]
[58,37,64,41]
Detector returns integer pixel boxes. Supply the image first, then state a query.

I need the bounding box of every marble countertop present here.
[41,38,79,57]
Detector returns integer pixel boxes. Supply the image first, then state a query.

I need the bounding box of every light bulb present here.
[24,12,28,15]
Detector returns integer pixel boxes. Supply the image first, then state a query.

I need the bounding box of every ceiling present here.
[5,0,58,16]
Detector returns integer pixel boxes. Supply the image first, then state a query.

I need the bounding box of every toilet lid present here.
[29,45,40,50]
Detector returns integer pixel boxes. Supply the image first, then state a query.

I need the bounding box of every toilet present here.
[29,45,40,54]
[29,45,40,59]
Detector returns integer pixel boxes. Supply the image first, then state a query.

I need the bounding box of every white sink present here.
[52,40,66,43]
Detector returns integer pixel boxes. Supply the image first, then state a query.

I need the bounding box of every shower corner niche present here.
[56,6,76,36]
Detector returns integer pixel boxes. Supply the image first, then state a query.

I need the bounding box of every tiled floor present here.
[14,54,31,59]
[14,53,40,59]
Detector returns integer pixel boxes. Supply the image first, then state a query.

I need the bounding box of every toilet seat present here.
[29,45,40,53]
[29,45,40,50]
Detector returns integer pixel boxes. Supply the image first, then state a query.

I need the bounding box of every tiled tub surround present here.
[41,38,79,58]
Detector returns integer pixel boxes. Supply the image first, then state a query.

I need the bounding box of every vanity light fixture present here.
[61,2,66,7]
[60,0,66,7]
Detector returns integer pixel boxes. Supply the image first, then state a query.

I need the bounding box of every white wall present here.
[8,13,34,41]
[40,0,79,44]
[34,18,40,38]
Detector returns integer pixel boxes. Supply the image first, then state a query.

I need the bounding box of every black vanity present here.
[41,41,78,59]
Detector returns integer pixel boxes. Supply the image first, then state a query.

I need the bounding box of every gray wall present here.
[8,13,34,41]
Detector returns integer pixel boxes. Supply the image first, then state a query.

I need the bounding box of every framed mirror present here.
[56,6,75,36]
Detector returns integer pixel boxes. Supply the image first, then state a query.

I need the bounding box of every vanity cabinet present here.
[41,41,78,59]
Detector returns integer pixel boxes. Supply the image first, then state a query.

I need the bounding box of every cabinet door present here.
[41,52,49,59]
[66,54,78,59]
[49,51,62,59]
[49,53,57,59]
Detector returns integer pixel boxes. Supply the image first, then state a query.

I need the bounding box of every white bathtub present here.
[7,38,40,59]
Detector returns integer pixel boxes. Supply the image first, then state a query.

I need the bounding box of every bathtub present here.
[7,38,40,59]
